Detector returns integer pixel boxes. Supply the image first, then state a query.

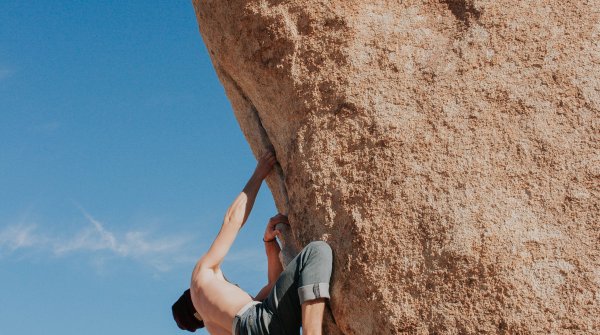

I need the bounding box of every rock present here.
[192,0,600,333]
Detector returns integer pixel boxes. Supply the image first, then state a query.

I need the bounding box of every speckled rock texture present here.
[192,1,599,334]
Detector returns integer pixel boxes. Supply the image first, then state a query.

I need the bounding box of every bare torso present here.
[191,266,254,335]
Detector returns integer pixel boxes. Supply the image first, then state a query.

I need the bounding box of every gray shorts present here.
[232,241,333,335]
[232,301,263,335]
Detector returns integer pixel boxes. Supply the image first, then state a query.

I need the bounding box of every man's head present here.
[172,289,204,332]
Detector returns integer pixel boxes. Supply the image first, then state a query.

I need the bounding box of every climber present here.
[171,151,333,335]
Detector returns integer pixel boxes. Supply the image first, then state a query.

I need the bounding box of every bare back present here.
[191,266,254,334]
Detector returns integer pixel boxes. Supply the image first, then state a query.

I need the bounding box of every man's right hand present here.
[264,213,288,242]
[254,151,277,180]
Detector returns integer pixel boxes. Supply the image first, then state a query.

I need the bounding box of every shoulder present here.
[192,260,218,286]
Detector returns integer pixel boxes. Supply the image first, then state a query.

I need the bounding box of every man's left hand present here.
[254,151,277,180]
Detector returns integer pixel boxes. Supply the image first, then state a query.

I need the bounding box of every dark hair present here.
[171,289,204,332]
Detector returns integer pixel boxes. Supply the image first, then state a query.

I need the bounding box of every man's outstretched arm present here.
[198,151,276,270]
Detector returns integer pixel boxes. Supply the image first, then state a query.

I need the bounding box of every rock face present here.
[192,1,599,333]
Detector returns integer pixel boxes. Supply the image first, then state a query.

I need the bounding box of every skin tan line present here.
[189,152,326,335]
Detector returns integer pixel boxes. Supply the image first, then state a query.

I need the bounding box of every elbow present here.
[224,202,246,228]
[222,214,243,231]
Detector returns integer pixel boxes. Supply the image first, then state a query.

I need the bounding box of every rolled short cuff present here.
[297,283,330,305]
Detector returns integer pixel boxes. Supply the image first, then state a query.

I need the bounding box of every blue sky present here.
[0,1,277,334]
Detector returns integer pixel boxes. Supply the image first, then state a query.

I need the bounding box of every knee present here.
[305,241,332,262]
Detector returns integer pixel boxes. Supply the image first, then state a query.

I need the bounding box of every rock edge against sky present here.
[193,1,599,333]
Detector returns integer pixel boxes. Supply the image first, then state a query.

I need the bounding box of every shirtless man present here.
[172,152,333,335]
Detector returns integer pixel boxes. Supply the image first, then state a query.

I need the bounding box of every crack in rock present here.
[218,66,300,264]
[440,0,481,26]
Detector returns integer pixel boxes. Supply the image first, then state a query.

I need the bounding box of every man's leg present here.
[264,241,333,334]
[301,298,326,335]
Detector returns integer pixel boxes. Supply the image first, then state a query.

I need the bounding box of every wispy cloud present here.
[0,224,42,252]
[0,209,197,272]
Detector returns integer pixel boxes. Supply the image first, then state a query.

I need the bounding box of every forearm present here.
[224,173,263,229]
[265,240,283,283]
[253,242,283,301]
[200,152,274,270]
[242,171,263,202]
